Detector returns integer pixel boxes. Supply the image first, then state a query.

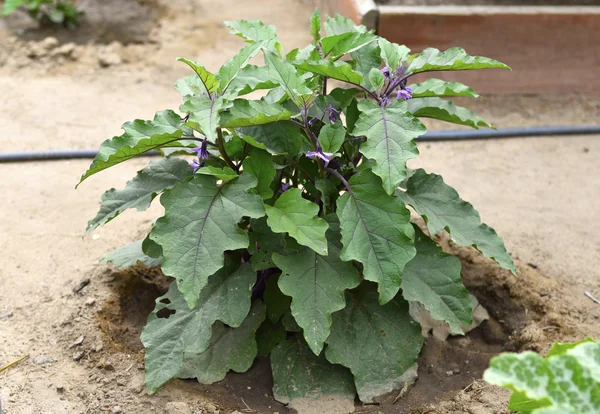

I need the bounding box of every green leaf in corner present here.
[263,51,313,107]
[351,99,426,195]
[271,338,356,406]
[177,58,219,95]
[336,170,416,305]
[87,157,192,231]
[409,78,479,98]
[100,240,162,269]
[180,95,232,142]
[397,168,516,275]
[378,38,410,71]
[408,97,491,129]
[272,224,361,355]
[196,166,238,182]
[177,301,266,384]
[484,340,600,414]
[217,41,266,94]
[293,60,364,85]
[78,110,186,185]
[242,149,276,199]
[141,260,256,394]
[219,98,291,128]
[150,174,265,308]
[265,188,329,255]
[407,47,510,75]
[401,225,472,335]
[2,0,27,15]
[325,282,424,403]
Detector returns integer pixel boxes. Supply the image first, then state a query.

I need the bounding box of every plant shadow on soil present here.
[96,238,564,414]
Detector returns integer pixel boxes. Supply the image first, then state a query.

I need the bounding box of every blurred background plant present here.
[1,0,83,28]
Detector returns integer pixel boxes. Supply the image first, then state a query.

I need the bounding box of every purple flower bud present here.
[190,158,202,172]
[306,150,333,165]
[380,95,390,107]
[192,138,209,160]
[381,66,391,79]
[281,183,291,192]
[396,87,413,101]
[327,104,341,123]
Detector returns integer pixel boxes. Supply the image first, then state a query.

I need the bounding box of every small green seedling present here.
[2,0,83,28]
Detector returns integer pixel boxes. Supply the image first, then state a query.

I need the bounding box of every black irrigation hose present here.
[1,125,599,163]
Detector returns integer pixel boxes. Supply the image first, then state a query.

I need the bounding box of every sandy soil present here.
[1,0,599,413]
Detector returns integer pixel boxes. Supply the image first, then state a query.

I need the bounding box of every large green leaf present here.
[248,217,287,272]
[224,19,282,55]
[321,32,377,60]
[407,47,510,75]
[401,225,472,335]
[265,188,328,255]
[293,60,364,85]
[180,95,231,142]
[219,98,290,128]
[2,0,27,15]
[336,170,416,304]
[325,282,424,403]
[87,157,192,231]
[263,273,292,322]
[272,225,361,355]
[408,97,491,129]
[100,240,162,269]
[271,338,356,406]
[227,65,278,95]
[178,301,266,384]
[150,174,265,307]
[196,166,238,182]
[378,38,410,71]
[351,99,426,195]
[409,78,479,98]
[256,319,287,357]
[242,149,276,199]
[318,122,345,153]
[177,58,219,95]
[324,14,368,36]
[263,51,313,107]
[78,110,185,185]
[350,41,381,89]
[217,41,266,94]
[141,261,256,393]
[238,123,310,156]
[398,168,516,275]
[484,340,600,414]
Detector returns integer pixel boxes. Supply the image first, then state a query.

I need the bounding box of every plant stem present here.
[323,76,328,95]
[326,167,352,192]
[216,128,238,172]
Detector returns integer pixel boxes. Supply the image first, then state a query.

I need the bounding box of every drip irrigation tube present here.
[1,125,599,163]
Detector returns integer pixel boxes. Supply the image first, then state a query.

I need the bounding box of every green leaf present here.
[398,168,516,275]
[368,67,385,90]
[336,170,416,304]
[321,32,377,59]
[401,225,472,335]
[141,260,256,393]
[2,0,27,15]
[315,179,339,214]
[180,95,232,142]
[150,174,265,308]
[227,65,278,95]
[142,234,163,258]
[272,226,361,355]
[178,301,266,384]
[78,110,186,185]
[310,9,321,44]
[318,122,345,153]
[177,58,219,95]
[256,319,287,356]
[407,47,510,75]
[196,166,238,182]
[547,337,595,358]
[263,273,292,322]
[408,97,491,129]
[242,149,276,199]
[219,98,291,128]
[484,340,600,414]
[248,218,287,272]
[293,60,364,85]
[263,51,313,107]
[378,38,410,71]
[224,19,282,55]
[351,99,426,195]
[350,41,382,89]
[100,240,162,269]
[325,282,424,403]
[409,78,479,98]
[328,87,363,110]
[87,158,192,231]
[271,338,356,405]
[217,41,266,94]
[265,188,329,255]
[175,74,206,98]
[238,123,311,156]
[324,14,368,36]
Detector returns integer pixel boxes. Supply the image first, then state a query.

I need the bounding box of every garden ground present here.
[1,0,599,413]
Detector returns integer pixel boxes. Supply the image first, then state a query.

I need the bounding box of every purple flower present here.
[381,66,391,79]
[396,87,413,101]
[327,104,341,123]
[307,150,333,165]
[192,138,209,160]
[281,183,291,192]
[190,158,202,172]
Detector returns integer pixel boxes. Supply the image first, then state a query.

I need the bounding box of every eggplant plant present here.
[2,0,83,28]
[80,11,516,405]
